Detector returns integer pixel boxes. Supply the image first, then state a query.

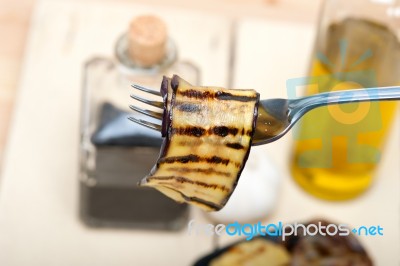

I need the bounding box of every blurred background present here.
[0,0,399,265]
[0,0,324,181]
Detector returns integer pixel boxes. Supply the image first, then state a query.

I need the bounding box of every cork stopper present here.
[128,15,167,67]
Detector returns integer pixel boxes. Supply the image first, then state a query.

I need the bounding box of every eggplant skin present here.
[139,75,260,211]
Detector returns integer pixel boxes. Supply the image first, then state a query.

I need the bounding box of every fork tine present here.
[128,116,162,132]
[129,105,163,120]
[131,84,161,96]
[130,94,164,109]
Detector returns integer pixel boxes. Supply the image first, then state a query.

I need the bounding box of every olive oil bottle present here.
[291,1,399,200]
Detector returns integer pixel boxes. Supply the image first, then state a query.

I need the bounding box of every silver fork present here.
[129,84,400,146]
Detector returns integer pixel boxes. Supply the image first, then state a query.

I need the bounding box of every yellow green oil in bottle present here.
[291,18,398,200]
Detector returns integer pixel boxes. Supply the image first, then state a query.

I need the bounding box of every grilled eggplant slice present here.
[139,75,260,211]
[209,239,291,266]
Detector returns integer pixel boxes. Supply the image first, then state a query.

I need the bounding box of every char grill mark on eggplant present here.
[179,89,259,102]
[159,155,231,166]
[139,75,260,211]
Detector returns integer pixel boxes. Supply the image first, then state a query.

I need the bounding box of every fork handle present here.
[292,86,400,114]
[325,86,400,103]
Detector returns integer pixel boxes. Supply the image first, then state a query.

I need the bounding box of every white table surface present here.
[0,1,399,265]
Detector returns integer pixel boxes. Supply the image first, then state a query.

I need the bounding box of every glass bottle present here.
[290,0,399,200]
[79,15,199,228]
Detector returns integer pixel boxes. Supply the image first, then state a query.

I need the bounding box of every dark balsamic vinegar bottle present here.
[80,15,199,229]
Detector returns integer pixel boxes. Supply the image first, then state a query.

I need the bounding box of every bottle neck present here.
[114,33,177,76]
[321,0,400,24]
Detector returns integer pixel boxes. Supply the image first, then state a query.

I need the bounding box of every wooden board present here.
[0,1,232,265]
[224,18,400,266]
